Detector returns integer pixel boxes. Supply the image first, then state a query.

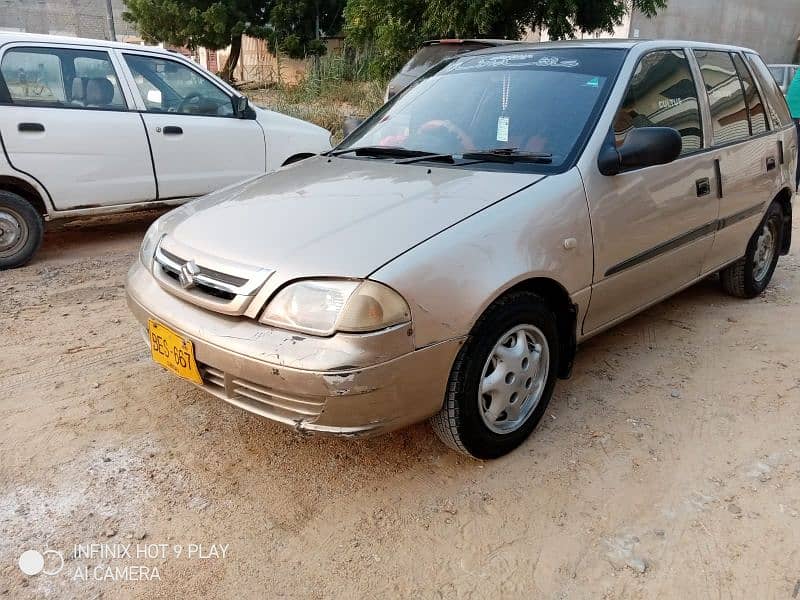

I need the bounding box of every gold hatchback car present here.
[127,40,797,459]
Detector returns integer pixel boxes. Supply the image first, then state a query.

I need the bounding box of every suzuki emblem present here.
[178,260,201,289]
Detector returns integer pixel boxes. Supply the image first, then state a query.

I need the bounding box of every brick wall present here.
[0,0,137,41]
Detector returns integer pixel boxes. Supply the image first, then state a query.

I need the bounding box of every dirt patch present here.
[1,211,799,598]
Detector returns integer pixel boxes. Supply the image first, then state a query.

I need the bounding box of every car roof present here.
[469,38,759,55]
[0,31,171,55]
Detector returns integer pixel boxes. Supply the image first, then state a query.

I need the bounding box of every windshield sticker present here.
[584,76,600,88]
[445,54,581,72]
[496,116,510,142]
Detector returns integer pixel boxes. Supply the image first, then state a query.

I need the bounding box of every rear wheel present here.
[720,202,783,298]
[0,191,43,270]
[429,292,559,459]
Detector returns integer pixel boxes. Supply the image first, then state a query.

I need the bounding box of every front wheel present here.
[720,202,783,299]
[429,292,559,459]
[0,191,43,270]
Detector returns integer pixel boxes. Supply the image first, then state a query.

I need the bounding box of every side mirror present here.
[234,95,250,118]
[342,116,365,139]
[598,127,682,176]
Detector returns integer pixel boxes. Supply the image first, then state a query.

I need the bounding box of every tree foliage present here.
[345,0,668,78]
[269,0,345,59]
[123,0,345,78]
[123,0,271,79]
[123,0,667,82]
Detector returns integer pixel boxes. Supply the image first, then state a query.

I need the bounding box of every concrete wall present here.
[630,0,800,63]
[0,0,136,42]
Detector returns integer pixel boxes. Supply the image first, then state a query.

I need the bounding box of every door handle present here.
[162,126,183,135]
[695,177,711,197]
[18,122,45,132]
[766,156,776,171]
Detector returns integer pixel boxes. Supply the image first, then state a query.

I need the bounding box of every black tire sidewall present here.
[452,294,559,460]
[0,191,43,270]
[743,203,783,296]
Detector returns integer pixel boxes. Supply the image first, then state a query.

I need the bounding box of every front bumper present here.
[126,260,464,436]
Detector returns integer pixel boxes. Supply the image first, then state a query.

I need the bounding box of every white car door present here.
[0,44,156,210]
[118,51,266,200]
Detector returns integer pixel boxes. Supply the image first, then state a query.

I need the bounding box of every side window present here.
[0,47,126,109]
[124,54,234,117]
[746,53,793,128]
[614,50,703,155]
[731,54,768,135]
[694,50,750,146]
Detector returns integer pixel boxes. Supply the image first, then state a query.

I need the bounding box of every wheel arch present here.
[0,175,48,217]
[774,186,793,255]
[483,277,578,380]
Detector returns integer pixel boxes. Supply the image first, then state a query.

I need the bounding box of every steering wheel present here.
[416,119,476,152]
[177,92,203,113]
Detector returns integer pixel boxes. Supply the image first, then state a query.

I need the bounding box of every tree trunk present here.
[220,33,242,82]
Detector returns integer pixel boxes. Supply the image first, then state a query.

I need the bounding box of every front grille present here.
[160,248,248,288]
[152,238,274,315]
[198,363,325,421]
[161,268,236,300]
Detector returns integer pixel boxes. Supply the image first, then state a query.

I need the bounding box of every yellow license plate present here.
[147,320,203,385]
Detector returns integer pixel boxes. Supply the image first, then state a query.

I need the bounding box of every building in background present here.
[528,0,800,64]
[0,0,137,43]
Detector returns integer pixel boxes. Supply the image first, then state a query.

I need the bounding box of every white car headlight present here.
[139,221,163,271]
[260,279,411,336]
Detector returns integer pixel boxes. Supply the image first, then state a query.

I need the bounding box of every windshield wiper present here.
[461,148,553,164]
[330,146,442,159]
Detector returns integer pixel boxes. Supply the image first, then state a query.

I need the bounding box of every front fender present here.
[371,169,594,349]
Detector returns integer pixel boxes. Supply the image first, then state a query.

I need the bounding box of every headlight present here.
[260,279,411,336]
[139,221,163,271]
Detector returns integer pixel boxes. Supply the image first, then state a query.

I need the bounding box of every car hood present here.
[158,156,544,278]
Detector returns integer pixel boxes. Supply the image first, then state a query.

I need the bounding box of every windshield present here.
[339,48,626,171]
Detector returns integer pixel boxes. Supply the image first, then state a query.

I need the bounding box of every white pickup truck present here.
[0,32,331,269]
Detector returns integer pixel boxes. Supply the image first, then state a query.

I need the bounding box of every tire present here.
[0,190,43,270]
[429,291,560,459]
[720,202,784,299]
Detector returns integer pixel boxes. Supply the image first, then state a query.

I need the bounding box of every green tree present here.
[345,0,667,78]
[123,0,272,80]
[269,0,345,59]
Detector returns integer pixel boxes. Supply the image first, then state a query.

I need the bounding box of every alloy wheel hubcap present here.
[753,220,777,283]
[0,210,25,255]
[478,324,549,435]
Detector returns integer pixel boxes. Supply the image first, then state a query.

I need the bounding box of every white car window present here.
[0,47,126,110]
[124,54,234,117]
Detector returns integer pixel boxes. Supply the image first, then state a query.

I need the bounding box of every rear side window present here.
[614,49,703,155]
[746,53,793,128]
[694,50,750,145]
[0,47,126,109]
[732,54,768,135]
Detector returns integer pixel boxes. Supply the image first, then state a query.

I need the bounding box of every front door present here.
[0,45,155,210]
[120,52,266,200]
[583,49,718,333]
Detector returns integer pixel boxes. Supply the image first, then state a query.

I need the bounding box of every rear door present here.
[0,44,155,210]
[119,51,265,200]
[692,50,779,272]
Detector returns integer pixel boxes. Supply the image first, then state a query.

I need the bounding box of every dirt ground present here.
[1,209,799,599]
